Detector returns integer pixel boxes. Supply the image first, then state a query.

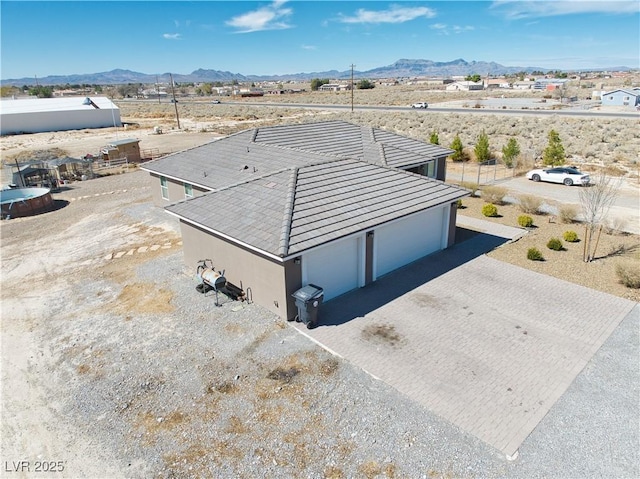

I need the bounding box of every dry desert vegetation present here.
[1,90,639,477]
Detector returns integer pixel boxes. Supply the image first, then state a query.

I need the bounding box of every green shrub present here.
[616,262,640,288]
[547,237,564,251]
[527,247,544,261]
[480,185,508,205]
[456,198,464,209]
[518,215,534,227]
[563,230,579,242]
[518,194,542,214]
[558,205,577,224]
[482,203,499,217]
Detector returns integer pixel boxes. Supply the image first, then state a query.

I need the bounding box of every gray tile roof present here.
[166,158,469,258]
[141,120,454,189]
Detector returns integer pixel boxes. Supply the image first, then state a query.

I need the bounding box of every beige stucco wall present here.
[148,173,210,207]
[179,220,295,319]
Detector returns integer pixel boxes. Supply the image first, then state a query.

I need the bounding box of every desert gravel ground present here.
[1,169,638,479]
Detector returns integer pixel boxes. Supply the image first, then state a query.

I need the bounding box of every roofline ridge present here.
[278,167,298,257]
[250,138,353,161]
[206,166,293,193]
[383,141,455,157]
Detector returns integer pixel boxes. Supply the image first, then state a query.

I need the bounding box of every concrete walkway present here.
[294,217,637,457]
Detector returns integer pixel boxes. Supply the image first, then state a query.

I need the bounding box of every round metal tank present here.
[0,187,54,219]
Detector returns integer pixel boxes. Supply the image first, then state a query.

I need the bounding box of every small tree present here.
[449,134,466,162]
[310,78,330,91]
[543,130,565,166]
[579,171,623,262]
[474,131,491,163]
[356,79,375,89]
[465,74,481,83]
[429,131,439,145]
[502,138,520,168]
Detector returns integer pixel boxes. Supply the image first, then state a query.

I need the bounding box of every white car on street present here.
[526,167,590,186]
[411,102,428,109]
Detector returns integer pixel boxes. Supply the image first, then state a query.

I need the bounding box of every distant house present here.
[318,83,352,92]
[484,79,511,89]
[445,81,484,91]
[600,89,640,107]
[0,96,121,135]
[140,120,467,321]
[513,81,535,90]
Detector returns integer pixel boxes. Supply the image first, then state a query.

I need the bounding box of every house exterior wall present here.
[149,173,210,206]
[180,221,290,319]
[283,259,303,320]
[602,90,640,106]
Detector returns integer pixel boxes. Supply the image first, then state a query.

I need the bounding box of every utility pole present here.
[350,64,355,113]
[156,75,161,105]
[169,73,181,129]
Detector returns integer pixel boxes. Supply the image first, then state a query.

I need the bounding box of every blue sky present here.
[1,1,638,80]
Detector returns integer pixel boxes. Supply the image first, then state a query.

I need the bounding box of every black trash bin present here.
[291,284,324,329]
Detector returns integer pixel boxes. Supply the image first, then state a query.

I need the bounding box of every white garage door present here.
[303,236,361,301]
[375,207,446,278]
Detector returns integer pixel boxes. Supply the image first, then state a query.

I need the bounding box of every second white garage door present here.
[375,206,446,278]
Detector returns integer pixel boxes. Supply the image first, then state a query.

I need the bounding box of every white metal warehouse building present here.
[0,96,121,135]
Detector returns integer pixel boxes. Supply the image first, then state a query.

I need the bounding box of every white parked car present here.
[411,102,428,109]
[526,167,590,186]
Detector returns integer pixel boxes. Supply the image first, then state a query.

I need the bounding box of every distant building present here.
[484,79,511,89]
[600,89,640,107]
[445,81,484,91]
[513,81,535,90]
[0,96,121,135]
[318,83,352,92]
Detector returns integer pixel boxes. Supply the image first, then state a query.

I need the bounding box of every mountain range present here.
[1,58,631,86]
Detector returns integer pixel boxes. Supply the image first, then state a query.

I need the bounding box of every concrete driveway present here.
[294,218,637,457]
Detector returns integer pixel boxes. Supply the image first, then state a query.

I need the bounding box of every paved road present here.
[121,98,639,120]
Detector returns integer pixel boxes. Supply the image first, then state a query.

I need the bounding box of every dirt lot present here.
[1,102,638,478]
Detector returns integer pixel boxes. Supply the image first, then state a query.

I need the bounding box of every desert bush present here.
[518,215,534,227]
[602,165,627,177]
[615,261,640,288]
[518,194,542,214]
[527,247,544,261]
[456,198,464,209]
[558,205,578,223]
[547,237,564,251]
[459,181,480,196]
[563,230,579,242]
[604,216,628,235]
[481,185,508,205]
[482,203,499,217]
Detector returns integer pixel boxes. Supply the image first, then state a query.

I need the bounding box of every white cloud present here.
[491,0,639,20]
[452,25,475,33]
[338,5,436,24]
[430,23,474,35]
[226,0,293,33]
[301,44,317,50]
[163,33,182,40]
